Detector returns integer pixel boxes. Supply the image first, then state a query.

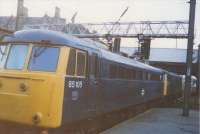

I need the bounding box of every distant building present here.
[0,16,16,30]
[23,15,66,31]
[0,1,91,35]
[0,7,66,31]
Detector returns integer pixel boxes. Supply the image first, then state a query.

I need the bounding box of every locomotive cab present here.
[0,30,98,128]
[0,43,68,128]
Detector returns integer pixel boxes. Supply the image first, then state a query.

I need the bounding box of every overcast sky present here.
[0,0,199,48]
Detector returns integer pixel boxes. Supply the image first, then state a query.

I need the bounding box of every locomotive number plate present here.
[68,80,83,88]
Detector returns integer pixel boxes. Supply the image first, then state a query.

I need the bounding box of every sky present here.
[0,0,199,49]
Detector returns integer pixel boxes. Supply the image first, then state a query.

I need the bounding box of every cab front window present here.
[0,45,9,69]
[28,46,60,72]
[6,45,28,70]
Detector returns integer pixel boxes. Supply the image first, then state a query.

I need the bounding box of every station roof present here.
[121,47,198,63]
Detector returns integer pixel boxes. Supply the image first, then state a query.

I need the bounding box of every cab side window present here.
[76,51,86,76]
[66,48,87,77]
[66,48,76,75]
[91,53,98,78]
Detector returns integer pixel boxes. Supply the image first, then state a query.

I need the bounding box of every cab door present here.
[62,48,89,123]
[87,51,102,116]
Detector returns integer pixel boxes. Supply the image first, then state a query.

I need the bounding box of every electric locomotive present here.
[0,29,182,128]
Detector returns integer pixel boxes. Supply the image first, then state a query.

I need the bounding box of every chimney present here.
[15,0,24,30]
[23,6,28,17]
[15,0,28,30]
[54,7,60,18]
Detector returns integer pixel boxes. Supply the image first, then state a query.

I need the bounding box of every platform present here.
[101,108,199,134]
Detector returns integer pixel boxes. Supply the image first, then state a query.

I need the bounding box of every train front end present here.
[0,42,67,128]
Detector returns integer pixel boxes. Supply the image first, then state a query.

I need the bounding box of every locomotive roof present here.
[3,29,163,74]
[101,49,163,73]
[3,29,106,50]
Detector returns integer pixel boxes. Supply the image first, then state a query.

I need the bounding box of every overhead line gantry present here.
[65,21,189,39]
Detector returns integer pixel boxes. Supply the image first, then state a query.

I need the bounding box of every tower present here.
[15,0,28,30]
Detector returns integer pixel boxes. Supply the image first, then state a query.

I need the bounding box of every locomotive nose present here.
[0,74,63,128]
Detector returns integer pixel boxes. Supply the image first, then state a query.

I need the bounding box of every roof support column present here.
[183,0,196,117]
[198,45,200,94]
